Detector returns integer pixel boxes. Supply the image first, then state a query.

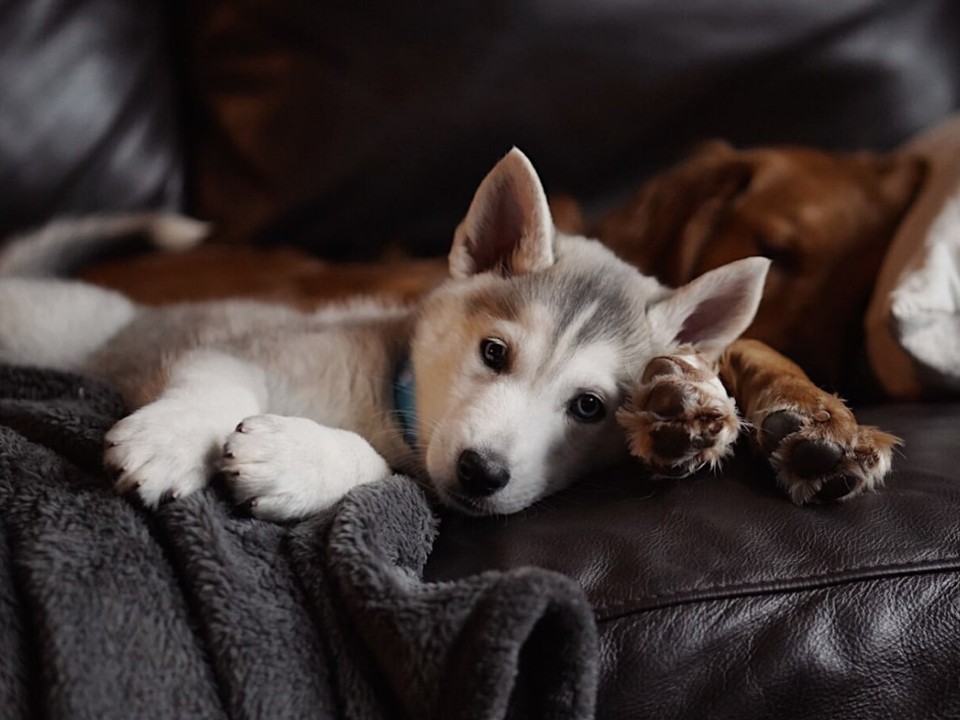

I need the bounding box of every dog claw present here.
[692,434,715,450]
[235,498,258,516]
[115,475,141,494]
[815,475,856,503]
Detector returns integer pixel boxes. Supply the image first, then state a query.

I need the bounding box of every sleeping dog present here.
[597,140,925,504]
[0,150,769,519]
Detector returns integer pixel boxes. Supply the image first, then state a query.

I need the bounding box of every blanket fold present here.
[0,365,598,720]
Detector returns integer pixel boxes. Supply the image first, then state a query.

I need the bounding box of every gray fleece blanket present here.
[0,365,598,720]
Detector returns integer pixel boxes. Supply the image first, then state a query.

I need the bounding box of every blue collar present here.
[393,356,417,447]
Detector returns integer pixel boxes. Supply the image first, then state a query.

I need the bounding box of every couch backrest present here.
[184,0,960,258]
[0,0,183,239]
[3,1,958,259]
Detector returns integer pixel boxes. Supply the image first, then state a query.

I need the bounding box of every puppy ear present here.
[449,148,555,278]
[648,257,771,358]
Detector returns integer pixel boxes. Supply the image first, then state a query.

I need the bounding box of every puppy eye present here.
[568,393,605,423]
[480,338,508,372]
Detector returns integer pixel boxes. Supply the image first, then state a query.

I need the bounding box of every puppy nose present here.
[457,449,510,497]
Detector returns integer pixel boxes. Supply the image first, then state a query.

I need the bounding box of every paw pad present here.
[646,383,686,417]
[760,410,804,450]
[650,425,693,459]
[758,403,898,505]
[790,439,842,478]
[641,356,684,383]
[619,352,741,479]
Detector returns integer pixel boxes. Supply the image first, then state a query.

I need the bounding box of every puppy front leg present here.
[221,415,391,521]
[106,351,267,507]
[720,339,899,504]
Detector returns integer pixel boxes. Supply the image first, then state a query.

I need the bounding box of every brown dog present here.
[596,141,925,504]
[81,141,924,505]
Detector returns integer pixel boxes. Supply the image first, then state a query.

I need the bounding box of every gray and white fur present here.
[0,150,769,519]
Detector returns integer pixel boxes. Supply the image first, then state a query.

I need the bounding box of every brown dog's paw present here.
[758,397,900,505]
[618,352,742,478]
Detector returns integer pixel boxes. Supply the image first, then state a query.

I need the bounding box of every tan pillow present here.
[865,114,960,399]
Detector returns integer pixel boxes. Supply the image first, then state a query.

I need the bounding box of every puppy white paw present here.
[221,414,390,521]
[105,400,223,507]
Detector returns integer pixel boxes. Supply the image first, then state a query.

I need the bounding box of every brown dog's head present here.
[593,141,926,390]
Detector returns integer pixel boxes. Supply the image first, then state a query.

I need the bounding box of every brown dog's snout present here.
[457,449,510,497]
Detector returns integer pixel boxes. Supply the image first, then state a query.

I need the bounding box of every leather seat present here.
[426,403,960,717]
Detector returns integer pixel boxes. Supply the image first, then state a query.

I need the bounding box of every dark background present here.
[1,0,958,258]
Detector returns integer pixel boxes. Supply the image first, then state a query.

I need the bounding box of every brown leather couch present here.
[3,1,960,717]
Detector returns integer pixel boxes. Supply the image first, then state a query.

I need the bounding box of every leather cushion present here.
[424,403,960,716]
[0,0,183,238]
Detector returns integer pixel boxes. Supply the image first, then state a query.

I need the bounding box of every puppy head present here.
[411,149,768,515]
[595,141,925,388]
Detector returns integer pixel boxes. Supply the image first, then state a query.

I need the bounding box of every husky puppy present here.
[0,150,769,519]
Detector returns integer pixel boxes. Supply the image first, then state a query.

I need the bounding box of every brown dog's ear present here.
[449,148,555,279]
[547,193,585,235]
[876,153,927,217]
[851,151,928,220]
[593,141,753,284]
[647,257,771,359]
[688,139,736,158]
